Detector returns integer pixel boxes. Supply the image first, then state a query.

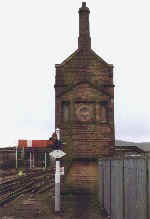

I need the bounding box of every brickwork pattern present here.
[55,49,114,158]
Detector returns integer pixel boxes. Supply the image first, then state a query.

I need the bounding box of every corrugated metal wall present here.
[98,155,149,219]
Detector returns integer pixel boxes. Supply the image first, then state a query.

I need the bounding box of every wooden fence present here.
[98,153,150,219]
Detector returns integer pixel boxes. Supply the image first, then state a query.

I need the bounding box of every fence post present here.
[33,151,35,168]
[123,159,125,219]
[22,147,25,168]
[30,151,32,169]
[45,152,47,168]
[16,147,18,169]
[109,160,111,219]
[102,160,104,210]
[146,155,149,219]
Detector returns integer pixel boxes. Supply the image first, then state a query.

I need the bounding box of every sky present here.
[0,0,150,147]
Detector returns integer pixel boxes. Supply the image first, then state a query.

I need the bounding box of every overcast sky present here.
[0,0,150,147]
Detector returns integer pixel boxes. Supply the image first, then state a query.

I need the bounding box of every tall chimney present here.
[78,2,91,50]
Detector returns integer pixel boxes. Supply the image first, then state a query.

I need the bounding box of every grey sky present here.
[0,0,150,147]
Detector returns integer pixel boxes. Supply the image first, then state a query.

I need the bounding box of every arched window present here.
[62,102,70,122]
[100,101,108,123]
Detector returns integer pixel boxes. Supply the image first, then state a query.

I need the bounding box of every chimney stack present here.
[78,2,91,50]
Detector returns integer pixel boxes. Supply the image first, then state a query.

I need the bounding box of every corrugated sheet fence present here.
[98,155,149,219]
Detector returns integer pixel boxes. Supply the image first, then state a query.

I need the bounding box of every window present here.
[62,102,70,122]
[100,101,108,123]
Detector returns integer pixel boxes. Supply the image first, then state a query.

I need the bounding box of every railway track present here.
[0,168,54,207]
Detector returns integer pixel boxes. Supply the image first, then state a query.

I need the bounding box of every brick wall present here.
[55,49,114,158]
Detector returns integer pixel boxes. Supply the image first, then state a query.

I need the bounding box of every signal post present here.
[49,128,66,212]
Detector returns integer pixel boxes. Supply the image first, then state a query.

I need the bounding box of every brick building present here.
[54,2,115,192]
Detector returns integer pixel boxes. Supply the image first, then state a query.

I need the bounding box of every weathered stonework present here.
[54,2,115,193]
[65,160,99,193]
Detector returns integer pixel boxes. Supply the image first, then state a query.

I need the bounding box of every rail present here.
[0,168,55,206]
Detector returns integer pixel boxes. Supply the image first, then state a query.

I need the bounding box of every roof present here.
[99,146,145,160]
[137,145,150,152]
[55,48,113,68]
